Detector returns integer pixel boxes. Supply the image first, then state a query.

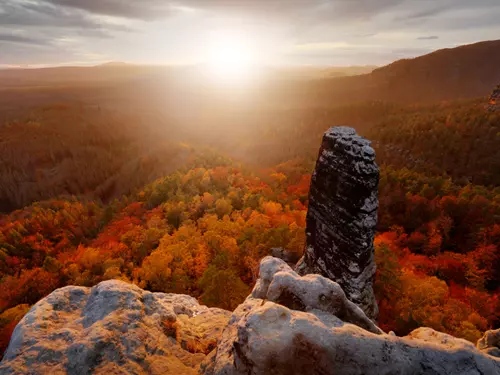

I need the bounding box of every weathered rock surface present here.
[207,301,500,375]
[206,257,500,375]
[270,247,300,267]
[0,280,230,375]
[478,328,500,358]
[251,256,381,334]
[3,259,500,375]
[296,126,379,319]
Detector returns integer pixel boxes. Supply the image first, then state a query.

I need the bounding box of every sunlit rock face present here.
[478,328,500,358]
[207,301,500,375]
[0,280,230,375]
[3,260,500,375]
[296,126,379,320]
[251,257,382,335]
[204,257,500,375]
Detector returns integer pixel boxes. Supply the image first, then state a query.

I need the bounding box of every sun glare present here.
[205,32,257,82]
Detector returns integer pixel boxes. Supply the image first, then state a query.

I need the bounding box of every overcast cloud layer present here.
[1,0,499,66]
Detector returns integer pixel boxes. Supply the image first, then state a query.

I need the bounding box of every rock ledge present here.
[0,280,230,375]
[205,257,500,375]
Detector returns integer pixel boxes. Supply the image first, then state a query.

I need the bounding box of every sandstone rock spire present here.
[296,126,379,319]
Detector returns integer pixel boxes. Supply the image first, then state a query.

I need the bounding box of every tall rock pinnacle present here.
[296,126,379,320]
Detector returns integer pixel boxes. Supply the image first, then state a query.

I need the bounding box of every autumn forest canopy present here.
[1,41,500,358]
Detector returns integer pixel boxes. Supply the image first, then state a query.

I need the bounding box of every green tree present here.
[198,265,248,310]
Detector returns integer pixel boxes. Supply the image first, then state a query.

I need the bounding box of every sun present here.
[205,32,256,82]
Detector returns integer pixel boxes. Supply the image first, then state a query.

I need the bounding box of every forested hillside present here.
[203,99,500,186]
[369,100,500,186]
[0,105,192,212]
[2,98,498,215]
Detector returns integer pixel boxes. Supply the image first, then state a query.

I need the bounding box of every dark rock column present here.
[296,126,379,320]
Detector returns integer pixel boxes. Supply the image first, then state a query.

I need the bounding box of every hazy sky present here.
[1,0,500,67]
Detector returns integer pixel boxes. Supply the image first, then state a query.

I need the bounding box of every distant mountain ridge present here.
[367,39,500,102]
[308,39,500,105]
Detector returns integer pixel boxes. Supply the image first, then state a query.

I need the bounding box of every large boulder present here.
[296,126,379,319]
[206,300,500,375]
[251,256,381,334]
[0,280,230,375]
[205,257,500,375]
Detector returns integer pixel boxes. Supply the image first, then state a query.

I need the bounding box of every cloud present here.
[0,33,50,46]
[0,0,131,65]
[38,0,406,22]
[417,36,439,40]
[0,33,112,65]
[4,1,500,30]
[398,0,500,22]
[1,0,500,66]
[43,0,174,21]
[0,1,131,31]
[6,1,499,35]
[403,4,452,20]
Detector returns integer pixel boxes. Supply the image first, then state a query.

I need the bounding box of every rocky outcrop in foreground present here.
[1,259,500,375]
[0,280,230,375]
[205,257,500,375]
[296,126,379,319]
